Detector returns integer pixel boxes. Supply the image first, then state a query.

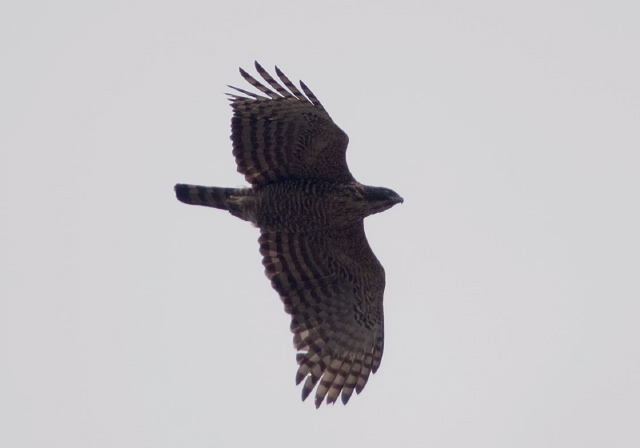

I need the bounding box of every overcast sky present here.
[2,1,639,447]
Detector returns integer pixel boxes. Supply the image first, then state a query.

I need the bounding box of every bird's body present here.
[175,62,402,407]
[176,179,397,232]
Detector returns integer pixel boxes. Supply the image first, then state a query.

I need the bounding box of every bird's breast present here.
[250,180,363,232]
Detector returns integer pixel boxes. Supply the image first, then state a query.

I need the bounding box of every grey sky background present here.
[2,1,639,447]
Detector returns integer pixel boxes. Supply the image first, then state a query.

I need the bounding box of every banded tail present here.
[174,184,236,210]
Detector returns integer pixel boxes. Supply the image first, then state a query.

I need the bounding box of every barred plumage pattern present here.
[175,62,402,407]
[228,64,353,187]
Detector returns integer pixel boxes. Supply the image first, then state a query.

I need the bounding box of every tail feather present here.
[174,184,235,210]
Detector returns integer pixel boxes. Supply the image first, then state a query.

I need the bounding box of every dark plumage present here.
[175,62,402,407]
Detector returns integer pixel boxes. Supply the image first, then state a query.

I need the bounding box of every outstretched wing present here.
[258,222,385,407]
[228,62,354,187]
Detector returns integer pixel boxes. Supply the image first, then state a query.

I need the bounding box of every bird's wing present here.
[258,221,385,407]
[228,62,354,187]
